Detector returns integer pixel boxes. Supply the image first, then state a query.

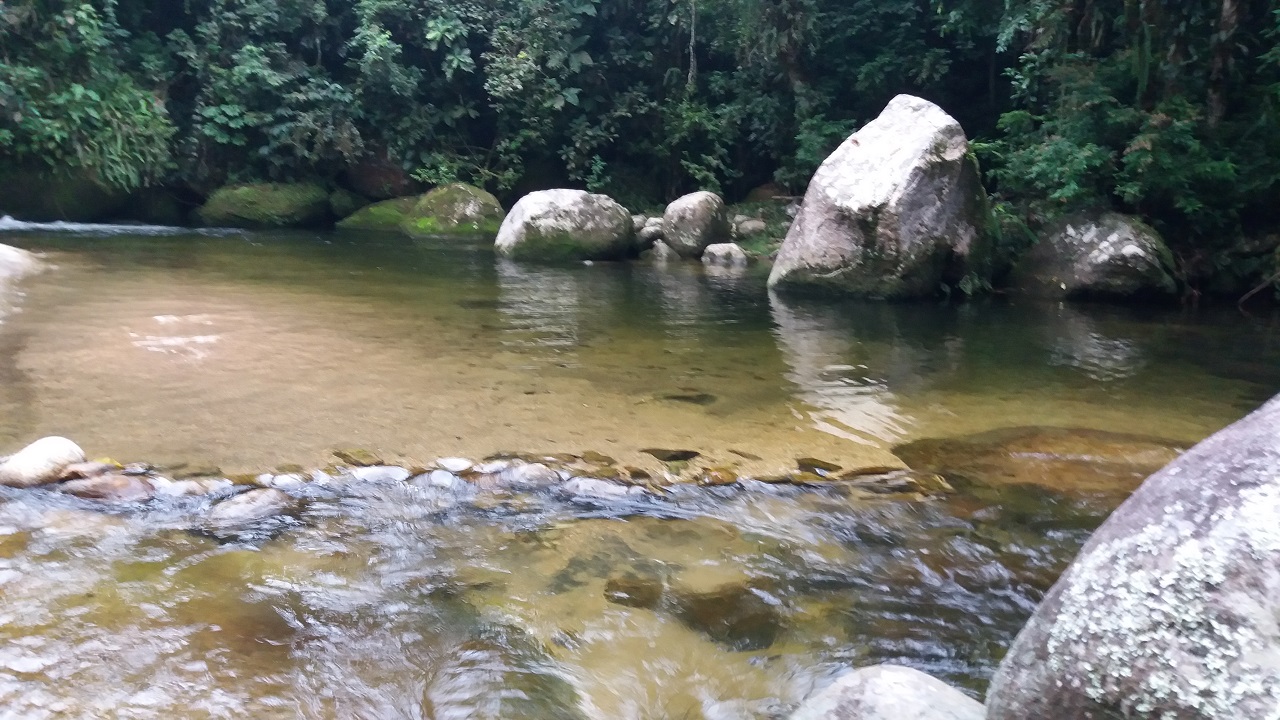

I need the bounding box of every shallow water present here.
[0,226,1278,718]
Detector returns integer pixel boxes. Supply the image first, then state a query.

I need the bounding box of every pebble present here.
[436,457,474,474]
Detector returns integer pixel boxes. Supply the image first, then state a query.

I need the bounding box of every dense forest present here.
[2,0,1279,292]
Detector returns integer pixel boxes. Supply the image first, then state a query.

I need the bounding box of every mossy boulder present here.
[196,183,331,229]
[0,166,128,222]
[328,188,369,221]
[400,183,505,238]
[496,189,634,262]
[334,197,418,232]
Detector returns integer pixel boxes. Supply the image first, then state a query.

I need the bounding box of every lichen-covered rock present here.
[495,190,634,261]
[335,197,418,231]
[768,95,992,298]
[197,183,331,228]
[986,394,1280,719]
[401,183,505,237]
[702,243,749,267]
[790,665,985,720]
[1011,212,1177,300]
[0,437,85,488]
[662,191,732,258]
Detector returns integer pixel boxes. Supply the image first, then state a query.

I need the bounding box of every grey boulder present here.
[702,243,749,267]
[986,394,1280,719]
[769,95,992,298]
[0,436,86,488]
[495,190,634,262]
[663,191,732,259]
[1011,211,1177,299]
[790,665,984,720]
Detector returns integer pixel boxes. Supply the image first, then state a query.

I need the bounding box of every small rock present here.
[631,214,648,233]
[157,478,233,497]
[672,580,782,651]
[789,665,984,720]
[207,488,293,528]
[797,457,842,477]
[561,477,647,501]
[262,473,307,488]
[737,218,768,236]
[57,461,118,482]
[57,473,156,502]
[845,470,954,496]
[437,457,474,474]
[699,468,739,486]
[637,224,664,248]
[499,463,561,489]
[732,214,750,225]
[647,239,677,262]
[702,243,750,267]
[580,451,616,466]
[642,448,700,462]
[425,469,459,488]
[348,465,411,483]
[0,437,86,488]
[333,448,384,467]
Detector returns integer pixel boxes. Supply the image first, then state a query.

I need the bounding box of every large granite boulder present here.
[495,190,634,261]
[986,394,1280,719]
[768,95,992,298]
[789,665,984,720]
[1011,211,1177,300]
[197,183,331,228]
[401,183,505,237]
[662,191,732,258]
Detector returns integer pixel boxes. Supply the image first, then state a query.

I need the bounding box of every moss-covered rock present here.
[400,183,505,238]
[334,197,419,231]
[196,183,331,229]
[0,166,128,222]
[328,188,369,221]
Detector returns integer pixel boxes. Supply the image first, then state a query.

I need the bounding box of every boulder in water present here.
[662,191,732,258]
[789,665,984,720]
[328,188,369,220]
[702,243,749,267]
[495,190,634,262]
[1011,211,1177,300]
[196,183,331,228]
[208,488,294,528]
[401,183,505,237]
[671,579,782,650]
[335,197,418,231]
[58,473,156,502]
[986,395,1280,719]
[0,437,86,488]
[768,95,992,298]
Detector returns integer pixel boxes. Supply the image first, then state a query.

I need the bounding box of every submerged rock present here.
[986,395,1280,720]
[401,182,505,237]
[196,183,331,229]
[672,579,782,651]
[702,243,750,267]
[57,473,156,502]
[496,190,634,262]
[790,665,984,720]
[1012,211,1177,300]
[663,191,732,259]
[768,95,992,298]
[604,572,665,609]
[0,437,86,488]
[207,488,294,528]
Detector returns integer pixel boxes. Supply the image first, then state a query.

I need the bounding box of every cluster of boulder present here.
[788,392,1280,719]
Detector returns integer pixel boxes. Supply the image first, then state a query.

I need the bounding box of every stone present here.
[157,478,233,497]
[737,218,768,236]
[333,448,384,467]
[57,473,156,503]
[768,95,992,298]
[335,197,419,231]
[348,465,411,483]
[842,470,954,496]
[746,183,787,203]
[196,183,331,229]
[496,190,634,262]
[636,224,664,249]
[341,147,423,199]
[985,394,1280,719]
[437,457,474,474]
[671,580,782,651]
[1011,211,1177,300]
[790,665,984,720]
[560,477,646,501]
[0,437,86,488]
[57,461,118,481]
[400,183,505,237]
[642,448,700,462]
[662,191,732,259]
[646,239,677,262]
[631,214,648,233]
[498,463,562,489]
[207,489,294,528]
[604,572,664,609]
[701,243,750,267]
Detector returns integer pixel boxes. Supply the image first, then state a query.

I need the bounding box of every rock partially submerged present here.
[0,437,86,488]
[769,95,992,298]
[495,190,634,262]
[196,183,331,229]
[207,488,294,529]
[663,191,732,259]
[335,197,418,231]
[1011,211,1177,300]
[702,243,749,267]
[986,394,1280,719]
[790,665,984,720]
[400,182,505,237]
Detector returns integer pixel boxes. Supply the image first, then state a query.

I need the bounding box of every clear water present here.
[0,226,1277,718]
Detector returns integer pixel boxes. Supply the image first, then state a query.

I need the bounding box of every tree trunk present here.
[1208,0,1241,127]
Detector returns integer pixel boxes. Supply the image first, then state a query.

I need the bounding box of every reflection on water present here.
[0,226,1277,718]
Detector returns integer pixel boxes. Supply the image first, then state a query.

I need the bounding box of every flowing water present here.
[0,224,1278,719]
